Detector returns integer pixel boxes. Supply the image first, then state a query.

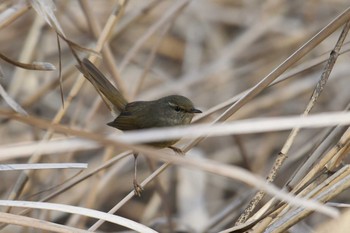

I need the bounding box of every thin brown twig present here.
[0,51,55,70]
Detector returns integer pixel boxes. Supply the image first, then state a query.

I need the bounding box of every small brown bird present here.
[78,58,202,196]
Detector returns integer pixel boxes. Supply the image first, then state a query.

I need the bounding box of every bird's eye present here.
[174,106,181,112]
[168,102,182,112]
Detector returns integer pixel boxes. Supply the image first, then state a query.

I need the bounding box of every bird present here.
[77,58,202,196]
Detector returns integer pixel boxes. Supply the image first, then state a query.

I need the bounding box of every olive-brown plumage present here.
[78,58,202,196]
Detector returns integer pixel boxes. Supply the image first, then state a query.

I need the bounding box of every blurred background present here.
[0,0,350,232]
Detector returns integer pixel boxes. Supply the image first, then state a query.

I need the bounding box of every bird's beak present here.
[190,108,202,113]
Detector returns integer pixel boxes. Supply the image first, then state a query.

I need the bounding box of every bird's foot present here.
[168,146,184,155]
[133,179,143,197]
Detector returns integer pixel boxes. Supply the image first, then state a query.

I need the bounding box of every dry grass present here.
[0,0,350,232]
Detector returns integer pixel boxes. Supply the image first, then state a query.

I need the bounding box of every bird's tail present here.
[77,58,128,114]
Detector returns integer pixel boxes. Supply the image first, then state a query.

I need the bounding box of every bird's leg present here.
[167,146,184,155]
[133,152,143,196]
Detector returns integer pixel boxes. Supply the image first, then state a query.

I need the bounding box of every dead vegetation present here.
[0,0,350,232]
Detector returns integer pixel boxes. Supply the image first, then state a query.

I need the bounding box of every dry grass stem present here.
[236,15,350,225]
[1,1,350,232]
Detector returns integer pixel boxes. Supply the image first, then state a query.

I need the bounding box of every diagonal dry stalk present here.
[4,0,128,213]
[0,212,89,233]
[234,12,350,226]
[2,1,350,232]
[264,165,350,233]
[88,6,350,231]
